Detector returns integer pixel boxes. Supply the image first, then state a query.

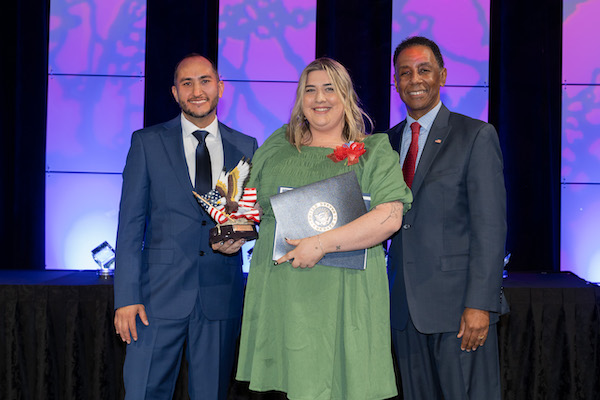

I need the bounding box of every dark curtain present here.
[316,0,393,134]
[143,0,219,128]
[490,0,562,272]
[0,0,49,270]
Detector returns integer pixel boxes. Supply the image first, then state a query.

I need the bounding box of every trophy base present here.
[209,223,258,245]
[96,268,114,279]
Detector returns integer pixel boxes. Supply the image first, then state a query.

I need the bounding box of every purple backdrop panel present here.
[46,173,121,270]
[49,0,146,76]
[391,0,489,86]
[561,184,600,283]
[562,85,600,183]
[46,75,144,173]
[218,0,316,81]
[217,80,297,145]
[563,0,600,84]
[390,86,489,128]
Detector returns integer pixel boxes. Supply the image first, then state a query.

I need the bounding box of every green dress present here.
[236,126,412,400]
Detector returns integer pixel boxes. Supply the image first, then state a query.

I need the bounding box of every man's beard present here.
[179,96,219,120]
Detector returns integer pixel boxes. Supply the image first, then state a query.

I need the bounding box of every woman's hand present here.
[275,236,325,268]
[273,200,404,268]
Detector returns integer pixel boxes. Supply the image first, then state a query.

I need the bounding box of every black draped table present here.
[497,272,600,400]
[1,270,599,400]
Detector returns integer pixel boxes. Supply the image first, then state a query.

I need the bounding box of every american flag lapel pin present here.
[434,138,442,144]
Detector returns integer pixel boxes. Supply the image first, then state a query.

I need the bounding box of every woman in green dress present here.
[225,58,412,399]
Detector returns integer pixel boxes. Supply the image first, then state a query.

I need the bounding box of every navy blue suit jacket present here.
[114,117,258,320]
[387,104,507,334]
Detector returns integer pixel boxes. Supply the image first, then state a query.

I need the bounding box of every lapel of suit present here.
[410,104,452,196]
[160,117,201,212]
[388,120,406,154]
[219,122,244,171]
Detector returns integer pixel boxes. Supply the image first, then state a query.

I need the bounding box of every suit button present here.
[199,251,205,256]
[402,224,411,230]
[201,220,207,226]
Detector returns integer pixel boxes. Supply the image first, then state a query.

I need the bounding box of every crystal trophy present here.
[92,241,115,278]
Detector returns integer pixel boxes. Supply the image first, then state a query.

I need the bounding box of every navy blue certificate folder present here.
[270,171,370,270]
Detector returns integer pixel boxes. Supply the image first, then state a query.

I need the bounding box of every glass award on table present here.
[193,159,260,244]
[270,171,369,270]
[91,241,115,278]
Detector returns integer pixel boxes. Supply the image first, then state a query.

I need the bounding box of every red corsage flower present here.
[327,141,366,166]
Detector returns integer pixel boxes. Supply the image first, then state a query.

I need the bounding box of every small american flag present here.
[193,187,260,225]
[203,189,224,207]
[230,188,260,223]
[193,190,229,224]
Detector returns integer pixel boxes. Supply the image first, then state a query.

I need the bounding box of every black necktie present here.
[191,130,212,194]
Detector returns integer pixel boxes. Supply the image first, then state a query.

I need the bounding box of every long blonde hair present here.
[286,58,373,149]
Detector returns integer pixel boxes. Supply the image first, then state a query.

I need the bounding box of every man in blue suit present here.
[113,54,258,399]
[387,37,507,399]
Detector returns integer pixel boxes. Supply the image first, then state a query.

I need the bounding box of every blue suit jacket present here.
[387,104,507,334]
[114,117,258,320]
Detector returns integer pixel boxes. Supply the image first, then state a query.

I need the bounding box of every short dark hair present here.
[393,36,444,70]
[173,53,219,84]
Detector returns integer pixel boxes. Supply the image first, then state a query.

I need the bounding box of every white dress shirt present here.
[181,114,225,188]
[400,101,443,169]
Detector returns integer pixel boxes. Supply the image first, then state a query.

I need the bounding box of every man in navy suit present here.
[387,37,507,399]
[113,54,258,399]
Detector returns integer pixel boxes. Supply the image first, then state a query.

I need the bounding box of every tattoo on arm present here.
[378,201,403,225]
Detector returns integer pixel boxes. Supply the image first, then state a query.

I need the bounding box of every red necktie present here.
[402,122,420,189]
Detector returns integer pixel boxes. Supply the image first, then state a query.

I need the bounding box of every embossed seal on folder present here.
[270,171,370,270]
